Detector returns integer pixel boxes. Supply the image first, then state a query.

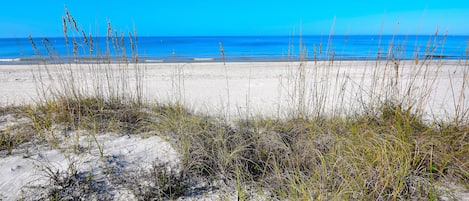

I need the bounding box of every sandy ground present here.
[0,61,468,200]
[0,128,180,200]
[0,61,467,120]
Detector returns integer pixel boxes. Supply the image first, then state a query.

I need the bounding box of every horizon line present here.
[1,34,469,39]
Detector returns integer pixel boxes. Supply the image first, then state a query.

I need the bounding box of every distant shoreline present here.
[0,55,465,65]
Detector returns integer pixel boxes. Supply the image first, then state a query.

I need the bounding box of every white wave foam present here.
[0,58,20,62]
[145,59,164,63]
[193,58,215,61]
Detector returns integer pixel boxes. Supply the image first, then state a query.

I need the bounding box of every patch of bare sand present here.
[0,61,467,120]
[0,128,179,200]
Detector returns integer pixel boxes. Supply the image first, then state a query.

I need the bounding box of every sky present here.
[1,0,468,38]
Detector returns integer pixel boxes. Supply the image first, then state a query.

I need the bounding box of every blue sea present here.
[0,35,467,64]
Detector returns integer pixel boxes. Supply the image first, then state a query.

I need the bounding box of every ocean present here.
[0,35,467,64]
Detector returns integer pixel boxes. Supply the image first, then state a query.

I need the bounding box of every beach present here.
[1,60,467,119]
[2,0,469,199]
[1,60,469,200]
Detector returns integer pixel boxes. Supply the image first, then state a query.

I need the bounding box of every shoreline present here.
[0,56,466,65]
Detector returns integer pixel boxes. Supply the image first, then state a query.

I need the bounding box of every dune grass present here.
[1,8,468,200]
[149,103,467,200]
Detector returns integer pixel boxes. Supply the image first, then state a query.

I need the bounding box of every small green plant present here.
[118,162,188,200]
[21,160,113,200]
[0,130,15,154]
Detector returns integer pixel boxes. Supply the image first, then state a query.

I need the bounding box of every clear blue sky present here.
[1,0,468,38]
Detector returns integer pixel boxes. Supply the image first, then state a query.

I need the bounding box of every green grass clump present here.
[0,106,37,155]
[27,96,150,134]
[124,162,189,200]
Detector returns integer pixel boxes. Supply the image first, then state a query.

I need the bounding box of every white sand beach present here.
[0,61,467,119]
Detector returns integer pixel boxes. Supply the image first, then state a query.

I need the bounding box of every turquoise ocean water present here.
[0,35,467,64]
